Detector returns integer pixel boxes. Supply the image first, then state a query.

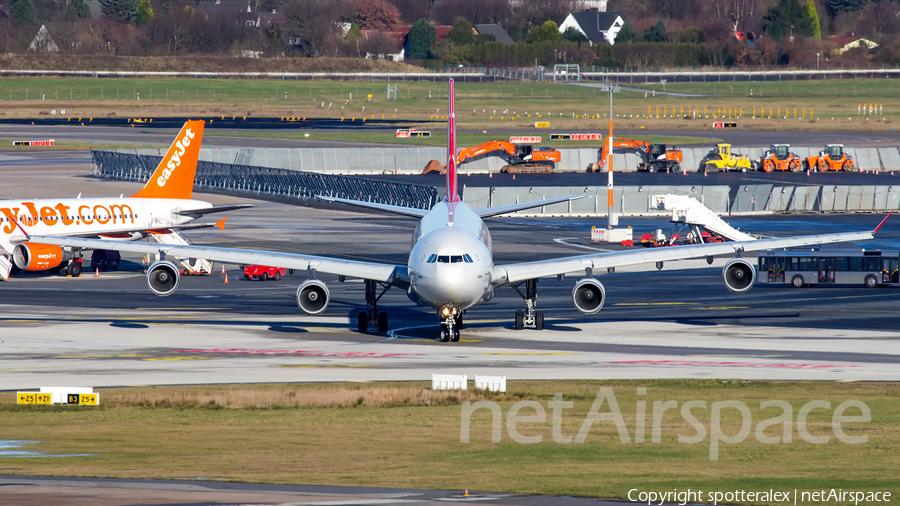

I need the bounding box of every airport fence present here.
[463,184,900,216]
[91,150,440,209]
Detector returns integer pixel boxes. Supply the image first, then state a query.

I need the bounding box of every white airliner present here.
[27,80,883,341]
[1,120,251,280]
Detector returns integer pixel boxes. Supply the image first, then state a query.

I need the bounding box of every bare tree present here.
[711,0,759,33]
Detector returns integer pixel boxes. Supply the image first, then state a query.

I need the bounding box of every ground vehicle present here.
[804,144,855,172]
[90,250,121,272]
[758,249,899,287]
[759,144,802,172]
[244,265,287,281]
[699,144,755,172]
[455,140,561,173]
[589,138,683,173]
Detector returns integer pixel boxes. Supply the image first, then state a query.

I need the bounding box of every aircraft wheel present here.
[514,310,524,331]
[451,330,460,342]
[68,262,82,277]
[440,327,451,342]
[357,312,368,333]
[535,310,544,331]
[378,312,389,332]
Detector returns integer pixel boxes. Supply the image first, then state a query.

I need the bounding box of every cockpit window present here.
[451,255,464,263]
[427,254,437,263]
[463,254,473,263]
[437,255,450,263]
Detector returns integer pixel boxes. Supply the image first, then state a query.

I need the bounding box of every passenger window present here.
[438,256,450,263]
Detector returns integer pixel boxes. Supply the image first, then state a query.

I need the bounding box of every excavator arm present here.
[455,140,517,164]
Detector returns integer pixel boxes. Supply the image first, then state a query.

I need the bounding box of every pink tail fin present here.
[446,78,460,203]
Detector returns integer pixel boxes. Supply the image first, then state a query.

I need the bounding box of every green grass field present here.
[211,130,716,147]
[1,380,897,503]
[0,77,896,132]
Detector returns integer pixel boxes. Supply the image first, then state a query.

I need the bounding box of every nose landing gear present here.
[439,306,461,342]
[512,279,544,330]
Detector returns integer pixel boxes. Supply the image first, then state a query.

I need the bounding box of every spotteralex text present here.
[627,488,892,506]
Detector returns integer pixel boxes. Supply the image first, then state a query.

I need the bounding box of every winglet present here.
[874,212,892,234]
[131,120,205,200]
[216,217,228,231]
[445,78,460,204]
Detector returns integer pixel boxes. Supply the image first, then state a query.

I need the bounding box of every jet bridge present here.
[653,194,756,242]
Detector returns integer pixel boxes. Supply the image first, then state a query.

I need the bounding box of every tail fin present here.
[131,120,205,200]
[445,79,460,203]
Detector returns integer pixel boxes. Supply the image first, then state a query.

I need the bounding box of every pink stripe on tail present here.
[446,78,460,203]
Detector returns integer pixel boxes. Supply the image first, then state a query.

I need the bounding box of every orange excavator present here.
[423,140,562,174]
[588,137,683,173]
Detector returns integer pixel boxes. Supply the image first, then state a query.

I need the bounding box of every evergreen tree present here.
[10,0,38,25]
[763,0,807,41]
[67,0,91,19]
[407,18,436,59]
[447,17,474,46]
[99,0,139,23]
[562,27,588,43]
[615,21,636,43]
[538,20,561,42]
[826,0,866,17]
[805,0,821,39]
[347,23,364,57]
[642,19,667,42]
[135,0,154,25]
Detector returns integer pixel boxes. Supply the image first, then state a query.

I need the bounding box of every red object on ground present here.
[243,265,288,281]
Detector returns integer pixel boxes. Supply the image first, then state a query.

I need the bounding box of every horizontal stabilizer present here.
[477,194,589,218]
[318,196,428,218]
[174,204,254,216]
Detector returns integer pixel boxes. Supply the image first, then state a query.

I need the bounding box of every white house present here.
[559,10,625,45]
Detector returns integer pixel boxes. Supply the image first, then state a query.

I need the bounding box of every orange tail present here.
[131,120,205,199]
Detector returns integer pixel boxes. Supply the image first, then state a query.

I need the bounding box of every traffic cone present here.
[807,170,810,177]
[489,172,492,178]
[224,272,229,284]
[512,174,516,180]
[704,170,707,177]
[94,268,99,278]
[221,263,226,274]
[683,168,687,176]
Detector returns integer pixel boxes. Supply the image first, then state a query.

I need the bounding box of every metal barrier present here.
[91,150,439,209]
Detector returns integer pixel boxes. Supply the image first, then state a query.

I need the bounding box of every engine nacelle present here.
[722,258,756,294]
[147,261,180,297]
[572,278,606,314]
[297,280,330,315]
[13,243,71,271]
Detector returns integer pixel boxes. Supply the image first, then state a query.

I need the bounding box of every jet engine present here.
[722,258,756,294]
[297,280,330,315]
[147,261,180,297]
[572,278,606,314]
[13,243,72,271]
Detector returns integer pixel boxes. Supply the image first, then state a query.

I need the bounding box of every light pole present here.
[817,52,820,69]
[601,84,621,229]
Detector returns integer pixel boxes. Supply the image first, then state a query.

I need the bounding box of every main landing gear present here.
[439,306,461,343]
[512,279,544,330]
[357,279,390,333]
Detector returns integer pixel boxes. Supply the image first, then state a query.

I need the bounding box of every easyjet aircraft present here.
[28,81,882,341]
[1,120,250,280]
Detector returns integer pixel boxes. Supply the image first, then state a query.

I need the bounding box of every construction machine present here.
[804,144,855,172]
[699,144,755,172]
[759,144,803,172]
[457,140,561,173]
[588,137,683,173]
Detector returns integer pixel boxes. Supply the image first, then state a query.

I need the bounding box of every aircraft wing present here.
[493,230,875,286]
[476,194,589,218]
[27,235,406,285]
[317,196,429,218]
[174,204,254,216]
